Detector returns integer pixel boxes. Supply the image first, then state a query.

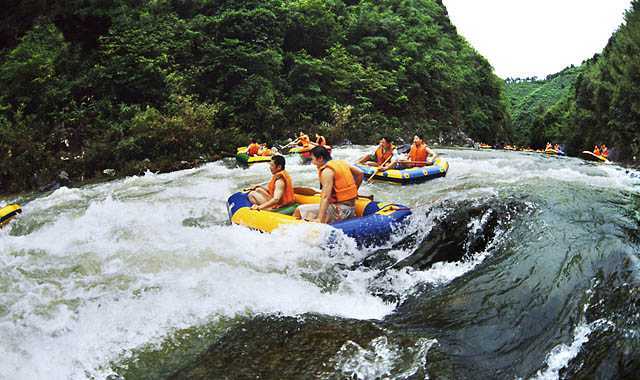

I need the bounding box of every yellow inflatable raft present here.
[236,147,272,165]
[227,190,411,246]
[0,204,22,228]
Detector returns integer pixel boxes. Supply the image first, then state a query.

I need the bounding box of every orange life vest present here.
[375,146,394,165]
[601,147,608,157]
[299,134,310,147]
[316,136,326,146]
[318,160,358,203]
[247,143,260,156]
[593,146,601,156]
[409,143,428,166]
[259,148,272,156]
[267,170,295,208]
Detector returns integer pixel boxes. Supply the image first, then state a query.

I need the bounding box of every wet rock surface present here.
[169,315,385,380]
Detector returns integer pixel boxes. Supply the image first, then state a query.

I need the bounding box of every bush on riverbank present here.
[0,0,510,194]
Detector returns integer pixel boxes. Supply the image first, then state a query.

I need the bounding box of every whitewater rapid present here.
[1,147,638,379]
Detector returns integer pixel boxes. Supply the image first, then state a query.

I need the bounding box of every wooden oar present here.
[366,154,394,183]
[294,186,374,200]
[396,159,436,166]
[242,180,269,192]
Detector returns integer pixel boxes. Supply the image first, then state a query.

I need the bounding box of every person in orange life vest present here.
[247,140,260,156]
[356,137,394,167]
[293,146,364,223]
[258,143,272,156]
[315,133,327,147]
[295,132,311,148]
[593,145,601,156]
[545,142,552,150]
[389,135,436,169]
[600,144,609,158]
[247,155,295,210]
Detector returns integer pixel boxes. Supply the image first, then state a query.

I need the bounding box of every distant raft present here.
[354,157,449,184]
[479,144,493,149]
[236,147,272,165]
[227,190,411,247]
[545,149,566,156]
[581,151,609,163]
[0,204,22,228]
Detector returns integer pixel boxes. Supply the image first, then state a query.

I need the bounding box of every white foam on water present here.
[0,158,398,379]
[380,249,494,302]
[334,336,437,380]
[1,147,637,379]
[530,319,615,380]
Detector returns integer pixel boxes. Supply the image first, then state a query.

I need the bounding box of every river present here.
[1,146,639,379]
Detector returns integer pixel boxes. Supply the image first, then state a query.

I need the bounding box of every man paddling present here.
[356,137,394,168]
[247,155,295,211]
[294,146,364,223]
[387,134,437,169]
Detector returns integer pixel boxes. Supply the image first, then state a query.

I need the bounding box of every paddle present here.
[366,154,393,183]
[242,180,269,192]
[396,159,435,166]
[294,186,374,200]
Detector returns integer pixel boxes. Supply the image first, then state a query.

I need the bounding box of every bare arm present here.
[317,169,334,223]
[426,147,437,162]
[252,179,284,210]
[350,165,364,187]
[356,153,374,164]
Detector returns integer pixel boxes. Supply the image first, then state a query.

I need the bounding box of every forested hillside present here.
[504,66,583,146]
[505,0,640,160]
[0,0,510,193]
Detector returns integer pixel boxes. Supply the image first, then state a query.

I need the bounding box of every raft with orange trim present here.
[227,190,411,247]
[0,204,22,228]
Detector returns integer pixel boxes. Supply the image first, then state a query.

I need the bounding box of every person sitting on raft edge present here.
[247,155,295,211]
[387,134,437,169]
[356,137,394,167]
[294,146,364,224]
[296,131,312,148]
[257,143,274,156]
[247,139,261,156]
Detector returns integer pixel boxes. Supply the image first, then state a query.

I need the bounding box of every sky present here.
[442,0,633,79]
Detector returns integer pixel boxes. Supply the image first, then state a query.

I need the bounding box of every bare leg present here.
[294,204,319,220]
[248,189,270,205]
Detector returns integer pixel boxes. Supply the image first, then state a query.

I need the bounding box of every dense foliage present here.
[505,1,640,161]
[0,0,509,193]
[504,66,583,146]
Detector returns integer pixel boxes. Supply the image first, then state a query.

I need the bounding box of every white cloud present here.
[442,0,632,78]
